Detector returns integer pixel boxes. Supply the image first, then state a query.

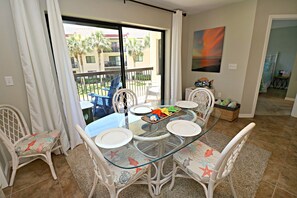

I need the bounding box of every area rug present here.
[66,131,271,198]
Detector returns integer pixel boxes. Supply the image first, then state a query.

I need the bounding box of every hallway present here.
[255,88,294,115]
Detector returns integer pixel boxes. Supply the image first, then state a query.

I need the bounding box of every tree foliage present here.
[66,34,91,72]
[126,37,150,66]
[88,31,112,67]
[66,30,151,70]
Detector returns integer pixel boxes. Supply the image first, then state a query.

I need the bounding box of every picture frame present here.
[192,26,225,73]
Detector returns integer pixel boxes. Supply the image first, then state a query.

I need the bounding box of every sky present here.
[63,23,149,38]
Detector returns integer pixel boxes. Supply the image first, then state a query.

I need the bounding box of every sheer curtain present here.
[9,0,85,151]
[46,0,85,148]
[170,10,183,104]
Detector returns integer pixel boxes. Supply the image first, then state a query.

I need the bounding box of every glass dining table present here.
[87,105,221,195]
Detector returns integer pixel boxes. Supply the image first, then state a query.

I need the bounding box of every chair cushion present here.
[104,147,150,187]
[173,140,220,183]
[15,130,60,156]
[110,162,149,187]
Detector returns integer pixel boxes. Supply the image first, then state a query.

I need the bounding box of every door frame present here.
[252,14,297,116]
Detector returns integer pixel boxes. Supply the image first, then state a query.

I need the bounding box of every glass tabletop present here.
[92,105,221,169]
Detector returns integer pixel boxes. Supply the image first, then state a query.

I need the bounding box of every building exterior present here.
[66,28,161,74]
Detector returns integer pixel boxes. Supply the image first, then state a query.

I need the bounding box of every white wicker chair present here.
[0,104,64,186]
[75,125,153,198]
[169,122,256,198]
[188,88,215,125]
[112,88,138,114]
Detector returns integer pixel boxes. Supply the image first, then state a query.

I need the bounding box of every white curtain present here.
[46,0,85,148]
[170,10,183,104]
[9,0,85,151]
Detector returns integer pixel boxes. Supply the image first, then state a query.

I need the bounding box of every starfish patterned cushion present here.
[15,130,61,156]
[104,146,151,187]
[109,162,149,187]
[173,140,220,183]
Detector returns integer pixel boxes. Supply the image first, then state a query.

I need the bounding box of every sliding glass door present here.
[62,17,164,121]
[123,27,163,104]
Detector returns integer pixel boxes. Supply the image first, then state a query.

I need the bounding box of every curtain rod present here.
[123,0,187,16]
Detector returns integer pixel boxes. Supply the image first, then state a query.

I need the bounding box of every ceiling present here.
[132,0,246,15]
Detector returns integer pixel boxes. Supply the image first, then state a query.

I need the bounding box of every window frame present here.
[85,56,96,64]
[62,16,166,103]
[135,55,144,62]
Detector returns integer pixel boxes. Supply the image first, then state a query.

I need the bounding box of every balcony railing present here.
[104,61,127,67]
[74,67,153,101]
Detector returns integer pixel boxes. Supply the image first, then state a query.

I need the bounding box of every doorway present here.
[255,17,297,116]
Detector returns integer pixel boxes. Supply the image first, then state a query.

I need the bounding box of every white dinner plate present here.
[130,105,152,115]
[95,128,133,149]
[175,101,198,109]
[166,120,201,137]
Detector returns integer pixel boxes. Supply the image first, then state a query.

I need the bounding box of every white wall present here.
[0,0,30,125]
[59,0,172,30]
[267,26,297,75]
[182,0,257,104]
[0,0,173,125]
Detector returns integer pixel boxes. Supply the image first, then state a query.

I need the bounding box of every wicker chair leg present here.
[108,186,117,198]
[169,161,177,191]
[9,168,17,186]
[228,175,237,198]
[88,175,98,198]
[46,151,57,180]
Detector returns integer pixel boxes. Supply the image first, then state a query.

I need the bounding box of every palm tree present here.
[144,35,150,48]
[66,34,91,73]
[88,31,111,71]
[126,36,150,67]
[126,38,145,67]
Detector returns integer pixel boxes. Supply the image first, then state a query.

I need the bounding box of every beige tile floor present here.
[3,115,297,198]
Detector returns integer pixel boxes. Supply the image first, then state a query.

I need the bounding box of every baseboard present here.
[239,113,254,118]
[285,97,295,101]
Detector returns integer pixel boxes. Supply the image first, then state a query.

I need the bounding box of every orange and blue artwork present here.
[192,26,225,72]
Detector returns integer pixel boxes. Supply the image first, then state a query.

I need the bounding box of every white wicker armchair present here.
[170,122,256,198]
[75,125,153,198]
[188,88,215,125]
[0,104,64,186]
[112,88,138,114]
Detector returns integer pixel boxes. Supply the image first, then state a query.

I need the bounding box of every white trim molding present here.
[251,14,297,117]
[285,97,295,102]
[292,94,297,117]
[239,114,254,118]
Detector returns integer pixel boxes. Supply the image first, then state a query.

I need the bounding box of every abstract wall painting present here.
[192,26,225,73]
